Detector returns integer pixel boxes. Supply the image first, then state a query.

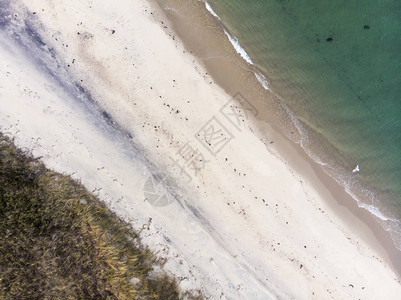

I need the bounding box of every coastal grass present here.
[0,132,200,299]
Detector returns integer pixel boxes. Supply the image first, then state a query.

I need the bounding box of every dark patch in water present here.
[326,37,333,42]
[363,25,370,30]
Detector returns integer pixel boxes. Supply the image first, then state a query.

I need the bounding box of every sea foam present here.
[255,73,269,90]
[204,1,253,65]
[223,29,254,65]
[205,2,220,20]
[205,1,272,91]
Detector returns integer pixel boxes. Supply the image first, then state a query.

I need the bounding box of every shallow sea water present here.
[205,0,401,247]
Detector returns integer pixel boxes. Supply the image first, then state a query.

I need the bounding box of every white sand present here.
[0,0,400,298]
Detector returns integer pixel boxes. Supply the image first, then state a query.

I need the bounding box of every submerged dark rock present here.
[326,37,333,42]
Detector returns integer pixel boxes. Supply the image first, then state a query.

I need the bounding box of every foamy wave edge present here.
[289,102,401,251]
[295,113,401,251]
[205,2,220,20]
[203,1,254,65]
[223,30,254,65]
[204,1,270,91]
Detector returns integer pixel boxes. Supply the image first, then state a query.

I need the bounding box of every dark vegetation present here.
[0,132,201,299]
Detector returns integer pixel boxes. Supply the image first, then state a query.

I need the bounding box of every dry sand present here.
[0,0,400,298]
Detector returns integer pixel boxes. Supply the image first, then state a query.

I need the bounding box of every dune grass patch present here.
[0,132,200,299]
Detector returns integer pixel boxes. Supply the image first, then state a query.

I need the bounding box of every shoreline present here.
[1,0,400,298]
[156,0,401,275]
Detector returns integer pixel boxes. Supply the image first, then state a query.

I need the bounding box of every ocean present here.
[198,0,401,249]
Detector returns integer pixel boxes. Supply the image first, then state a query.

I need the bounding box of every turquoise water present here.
[205,1,401,246]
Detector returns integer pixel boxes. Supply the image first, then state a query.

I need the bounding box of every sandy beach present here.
[0,0,400,298]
